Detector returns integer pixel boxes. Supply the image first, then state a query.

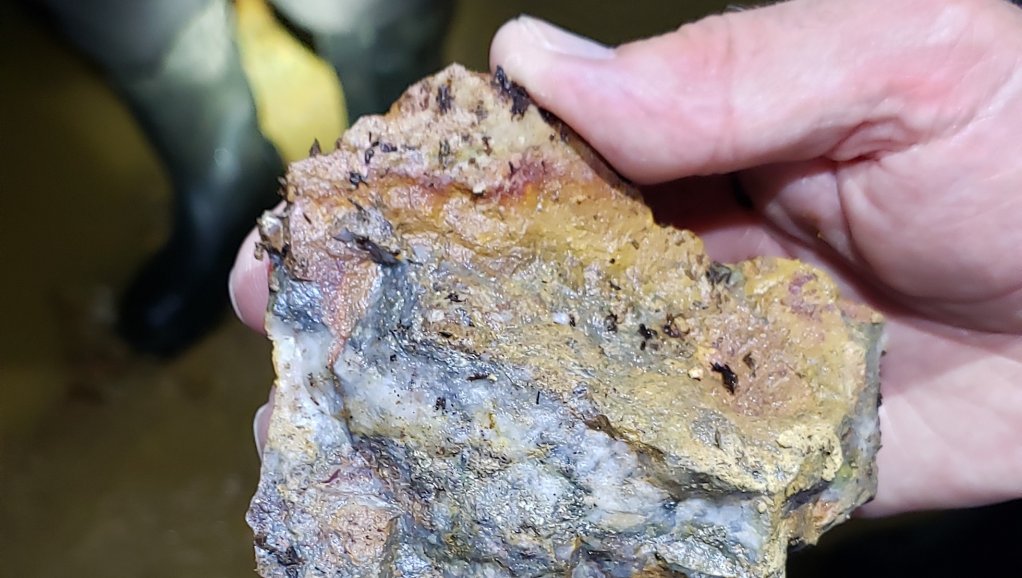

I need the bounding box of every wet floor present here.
[0,7,271,573]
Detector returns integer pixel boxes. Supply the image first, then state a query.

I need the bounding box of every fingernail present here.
[228,266,241,320]
[253,400,271,457]
[518,16,614,60]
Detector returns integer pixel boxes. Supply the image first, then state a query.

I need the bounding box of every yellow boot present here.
[235,0,347,162]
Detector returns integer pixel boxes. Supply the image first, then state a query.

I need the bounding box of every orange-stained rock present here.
[249,64,884,578]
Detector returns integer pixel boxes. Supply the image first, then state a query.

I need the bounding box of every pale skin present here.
[230,0,1022,516]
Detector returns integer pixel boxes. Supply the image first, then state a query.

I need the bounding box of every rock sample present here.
[248,64,884,578]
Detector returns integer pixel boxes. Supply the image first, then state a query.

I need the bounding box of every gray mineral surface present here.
[248,64,884,578]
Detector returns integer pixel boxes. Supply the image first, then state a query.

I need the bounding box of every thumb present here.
[489,0,999,183]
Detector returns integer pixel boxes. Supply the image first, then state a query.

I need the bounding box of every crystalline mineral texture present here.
[248,64,884,578]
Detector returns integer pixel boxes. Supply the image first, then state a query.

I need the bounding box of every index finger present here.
[229,226,270,334]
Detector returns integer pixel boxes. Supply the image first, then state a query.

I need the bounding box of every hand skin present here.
[231,0,1022,517]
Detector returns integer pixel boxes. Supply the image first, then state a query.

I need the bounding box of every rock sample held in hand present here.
[247,64,884,578]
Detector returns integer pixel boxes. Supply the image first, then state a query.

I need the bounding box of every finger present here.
[738,158,861,253]
[253,388,275,458]
[858,319,1022,516]
[489,0,1000,183]
[641,175,791,263]
[229,226,270,334]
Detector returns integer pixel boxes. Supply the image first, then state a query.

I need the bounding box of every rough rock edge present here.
[248,64,884,578]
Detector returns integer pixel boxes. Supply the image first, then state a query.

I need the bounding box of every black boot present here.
[270,0,456,120]
[40,0,284,355]
[116,107,282,356]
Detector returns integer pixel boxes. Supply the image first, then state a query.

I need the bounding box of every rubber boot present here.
[40,0,284,355]
[270,0,456,120]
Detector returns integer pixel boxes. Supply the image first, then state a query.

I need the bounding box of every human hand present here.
[231,0,1022,517]
[487,0,1022,515]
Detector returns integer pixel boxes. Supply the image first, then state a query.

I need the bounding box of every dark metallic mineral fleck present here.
[249,65,884,578]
